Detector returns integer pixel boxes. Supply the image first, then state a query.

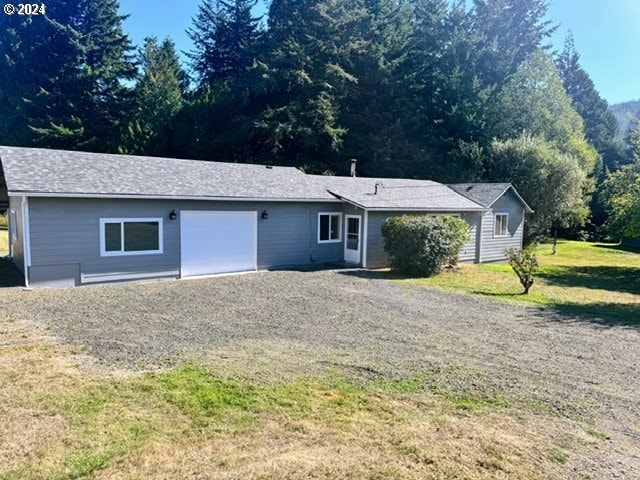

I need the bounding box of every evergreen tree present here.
[408,0,492,181]
[472,0,554,89]
[71,0,137,152]
[187,0,263,88]
[0,7,85,148]
[557,32,624,172]
[123,37,186,155]
[0,0,136,152]
[338,0,415,177]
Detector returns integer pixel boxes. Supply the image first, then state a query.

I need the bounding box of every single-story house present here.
[0,146,533,288]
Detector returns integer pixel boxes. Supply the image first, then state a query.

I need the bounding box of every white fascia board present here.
[7,192,342,203]
[364,207,489,212]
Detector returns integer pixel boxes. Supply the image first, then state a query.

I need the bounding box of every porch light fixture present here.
[261,210,269,220]
[169,209,177,220]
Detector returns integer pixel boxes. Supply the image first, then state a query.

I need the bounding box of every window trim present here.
[494,212,509,238]
[99,218,164,257]
[317,212,342,244]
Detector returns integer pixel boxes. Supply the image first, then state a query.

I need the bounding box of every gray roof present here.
[0,146,328,200]
[449,183,533,213]
[0,146,491,211]
[314,176,486,211]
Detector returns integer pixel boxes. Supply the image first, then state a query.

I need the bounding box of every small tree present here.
[381,215,470,277]
[505,247,538,294]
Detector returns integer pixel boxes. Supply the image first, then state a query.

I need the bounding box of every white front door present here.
[344,215,361,264]
[180,211,257,277]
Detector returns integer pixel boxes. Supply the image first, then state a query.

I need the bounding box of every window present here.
[100,218,163,256]
[494,213,509,237]
[318,213,342,243]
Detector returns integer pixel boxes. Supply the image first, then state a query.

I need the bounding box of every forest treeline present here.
[1,0,639,241]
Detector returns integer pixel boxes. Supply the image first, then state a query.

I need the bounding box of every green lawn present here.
[405,240,640,324]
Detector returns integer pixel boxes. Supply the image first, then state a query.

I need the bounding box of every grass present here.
[0,324,606,479]
[405,240,640,324]
[0,229,7,253]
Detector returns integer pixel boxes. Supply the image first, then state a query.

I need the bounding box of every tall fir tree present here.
[71,0,137,152]
[0,6,85,148]
[123,37,186,155]
[0,0,136,152]
[557,32,625,173]
[338,0,415,177]
[187,0,263,89]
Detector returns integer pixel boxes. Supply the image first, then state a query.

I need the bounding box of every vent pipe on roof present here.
[374,181,384,195]
[349,158,357,177]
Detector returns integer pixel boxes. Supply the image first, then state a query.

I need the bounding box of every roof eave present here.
[7,191,343,203]
[488,185,534,213]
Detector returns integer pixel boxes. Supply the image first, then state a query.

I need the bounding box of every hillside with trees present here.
[0,0,638,242]
[610,100,640,142]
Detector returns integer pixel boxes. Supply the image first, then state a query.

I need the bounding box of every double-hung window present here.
[494,213,509,237]
[100,218,163,256]
[318,213,342,243]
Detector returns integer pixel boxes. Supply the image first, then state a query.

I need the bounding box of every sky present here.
[119,0,639,105]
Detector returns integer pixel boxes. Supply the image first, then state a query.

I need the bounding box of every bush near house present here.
[381,215,470,277]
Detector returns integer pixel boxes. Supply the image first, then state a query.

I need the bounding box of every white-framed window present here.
[318,212,342,243]
[494,213,509,237]
[100,218,163,256]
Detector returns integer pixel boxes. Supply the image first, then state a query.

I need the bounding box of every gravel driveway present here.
[1,269,639,475]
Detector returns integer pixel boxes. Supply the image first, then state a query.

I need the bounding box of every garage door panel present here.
[181,211,257,277]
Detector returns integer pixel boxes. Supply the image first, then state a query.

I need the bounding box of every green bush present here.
[381,215,470,277]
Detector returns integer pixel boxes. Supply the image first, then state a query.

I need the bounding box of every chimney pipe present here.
[349,158,357,177]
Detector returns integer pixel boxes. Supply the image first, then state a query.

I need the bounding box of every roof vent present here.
[349,158,357,177]
[265,165,273,169]
[374,181,384,195]
[466,185,473,191]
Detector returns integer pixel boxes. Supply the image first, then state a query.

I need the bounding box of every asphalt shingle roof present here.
[0,146,328,200]
[312,176,486,210]
[448,183,511,207]
[0,146,491,211]
[449,182,533,213]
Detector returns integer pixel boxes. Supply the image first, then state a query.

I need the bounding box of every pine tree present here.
[557,32,624,172]
[473,0,555,89]
[123,37,186,155]
[187,0,263,89]
[71,0,137,152]
[0,7,85,148]
[1,0,136,152]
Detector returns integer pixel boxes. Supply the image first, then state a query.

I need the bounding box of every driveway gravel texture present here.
[1,269,639,477]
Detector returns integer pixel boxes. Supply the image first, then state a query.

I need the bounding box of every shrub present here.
[505,247,538,294]
[381,215,470,277]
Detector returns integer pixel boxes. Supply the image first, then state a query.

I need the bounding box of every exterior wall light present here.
[261,210,269,220]
[169,209,177,220]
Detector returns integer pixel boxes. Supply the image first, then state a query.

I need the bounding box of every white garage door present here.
[180,211,257,277]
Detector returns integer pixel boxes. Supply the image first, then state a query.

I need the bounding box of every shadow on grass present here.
[538,265,640,296]
[594,243,640,254]
[0,257,24,288]
[538,302,640,328]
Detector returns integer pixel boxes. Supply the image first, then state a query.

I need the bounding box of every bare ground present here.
[1,269,639,478]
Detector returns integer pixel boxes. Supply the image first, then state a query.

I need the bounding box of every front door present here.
[344,215,361,264]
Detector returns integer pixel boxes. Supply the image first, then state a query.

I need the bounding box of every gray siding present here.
[365,211,480,269]
[27,197,344,286]
[478,190,524,262]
